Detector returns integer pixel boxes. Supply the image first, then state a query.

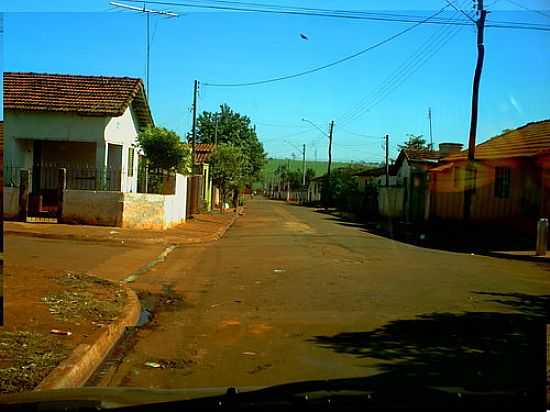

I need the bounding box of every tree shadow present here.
[309,292,548,403]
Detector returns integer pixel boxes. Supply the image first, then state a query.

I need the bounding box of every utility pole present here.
[385,134,389,187]
[214,114,219,146]
[191,79,199,173]
[327,121,334,178]
[302,144,306,187]
[146,10,150,96]
[286,158,290,201]
[428,107,433,150]
[464,0,487,220]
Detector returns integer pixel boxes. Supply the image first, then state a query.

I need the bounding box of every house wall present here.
[378,186,404,218]
[5,107,139,193]
[430,158,541,222]
[104,105,140,192]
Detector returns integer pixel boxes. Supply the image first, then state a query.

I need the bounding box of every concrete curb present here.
[484,251,550,263]
[5,213,240,247]
[35,286,140,390]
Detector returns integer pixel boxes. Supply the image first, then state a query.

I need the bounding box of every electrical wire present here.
[336,2,467,127]
[503,0,550,20]
[201,5,452,87]
[116,0,550,30]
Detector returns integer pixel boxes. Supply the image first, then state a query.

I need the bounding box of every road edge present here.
[35,285,140,390]
[5,212,241,246]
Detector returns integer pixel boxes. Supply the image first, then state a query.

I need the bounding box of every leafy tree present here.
[210,144,246,212]
[305,168,316,186]
[196,104,266,185]
[398,134,429,151]
[137,126,191,173]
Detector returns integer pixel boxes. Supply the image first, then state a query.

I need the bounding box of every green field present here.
[261,159,352,179]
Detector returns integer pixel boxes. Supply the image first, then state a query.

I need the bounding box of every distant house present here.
[353,165,396,189]
[4,72,153,199]
[307,175,324,203]
[192,143,216,211]
[428,120,550,230]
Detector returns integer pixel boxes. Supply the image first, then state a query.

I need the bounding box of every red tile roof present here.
[404,149,441,162]
[4,72,153,128]
[193,143,216,164]
[444,120,550,161]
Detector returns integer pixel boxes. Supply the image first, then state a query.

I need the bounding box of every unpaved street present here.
[91,200,550,392]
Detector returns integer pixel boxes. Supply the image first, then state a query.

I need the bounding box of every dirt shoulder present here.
[1,268,127,393]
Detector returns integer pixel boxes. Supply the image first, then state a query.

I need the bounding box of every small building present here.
[307,175,324,203]
[4,72,153,198]
[428,120,550,231]
[192,143,216,211]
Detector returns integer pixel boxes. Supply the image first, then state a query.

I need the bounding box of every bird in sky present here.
[299,33,309,40]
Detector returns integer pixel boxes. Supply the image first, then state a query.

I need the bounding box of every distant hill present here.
[254,158,379,189]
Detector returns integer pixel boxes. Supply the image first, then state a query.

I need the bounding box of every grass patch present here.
[0,331,68,393]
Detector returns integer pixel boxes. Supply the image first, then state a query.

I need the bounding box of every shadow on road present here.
[311,208,539,254]
[309,292,548,402]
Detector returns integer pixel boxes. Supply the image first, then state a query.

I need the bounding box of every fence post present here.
[18,170,30,222]
[536,218,548,256]
[57,168,67,222]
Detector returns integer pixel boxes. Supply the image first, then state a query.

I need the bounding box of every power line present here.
[202,5,452,87]
[116,0,550,30]
[337,4,466,126]
[503,0,550,20]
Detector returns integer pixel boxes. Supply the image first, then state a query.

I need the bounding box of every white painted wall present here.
[104,105,140,192]
[164,174,187,226]
[4,187,19,219]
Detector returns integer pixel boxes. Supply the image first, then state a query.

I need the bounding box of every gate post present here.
[18,169,30,222]
[57,168,67,221]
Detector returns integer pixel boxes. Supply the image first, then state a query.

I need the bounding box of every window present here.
[494,167,511,198]
[128,148,135,177]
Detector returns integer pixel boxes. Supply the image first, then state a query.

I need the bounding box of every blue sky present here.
[3,1,550,161]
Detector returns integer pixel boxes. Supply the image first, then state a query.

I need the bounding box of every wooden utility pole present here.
[191,80,199,172]
[464,0,487,220]
[428,107,433,150]
[214,114,219,146]
[327,121,334,178]
[385,134,389,187]
[302,144,306,187]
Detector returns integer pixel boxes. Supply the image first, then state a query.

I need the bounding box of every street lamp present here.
[301,118,329,137]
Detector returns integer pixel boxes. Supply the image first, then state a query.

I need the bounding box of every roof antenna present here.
[110,2,179,98]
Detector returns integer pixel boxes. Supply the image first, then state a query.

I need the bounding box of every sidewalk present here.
[5,210,240,246]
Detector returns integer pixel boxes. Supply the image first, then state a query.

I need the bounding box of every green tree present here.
[196,104,266,184]
[137,126,191,173]
[210,144,246,212]
[398,134,429,151]
[305,168,316,186]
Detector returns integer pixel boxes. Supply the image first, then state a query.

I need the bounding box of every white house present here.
[4,72,154,196]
